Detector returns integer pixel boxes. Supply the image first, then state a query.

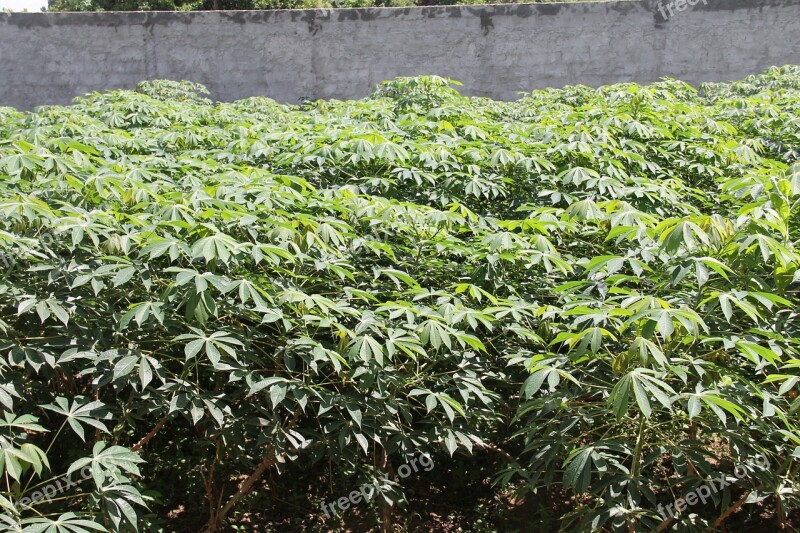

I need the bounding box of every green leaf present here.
[563,447,594,494]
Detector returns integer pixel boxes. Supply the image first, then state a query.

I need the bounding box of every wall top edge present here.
[0,0,795,20]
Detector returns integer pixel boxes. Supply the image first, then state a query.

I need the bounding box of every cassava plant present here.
[0,69,798,531]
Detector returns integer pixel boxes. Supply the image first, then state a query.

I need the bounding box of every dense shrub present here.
[46,0,618,12]
[0,68,799,532]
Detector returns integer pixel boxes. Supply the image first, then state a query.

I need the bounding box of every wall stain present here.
[515,4,533,18]
[220,11,250,24]
[533,3,562,16]
[479,11,493,35]
[358,8,381,21]
[302,11,323,34]
[336,9,359,21]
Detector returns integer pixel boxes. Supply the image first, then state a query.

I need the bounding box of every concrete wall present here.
[1,0,799,109]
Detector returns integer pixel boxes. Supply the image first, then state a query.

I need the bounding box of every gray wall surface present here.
[1,0,799,109]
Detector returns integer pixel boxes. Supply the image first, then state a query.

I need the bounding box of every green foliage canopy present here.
[46,0,601,12]
[0,69,798,531]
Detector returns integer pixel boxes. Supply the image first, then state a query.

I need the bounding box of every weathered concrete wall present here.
[0,0,799,109]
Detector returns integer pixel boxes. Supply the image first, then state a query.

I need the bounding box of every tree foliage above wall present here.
[46,0,593,12]
[47,0,324,10]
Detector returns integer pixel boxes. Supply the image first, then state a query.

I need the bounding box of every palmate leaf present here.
[565,198,604,221]
[628,337,668,367]
[627,307,707,340]
[736,341,782,365]
[190,232,242,264]
[436,393,465,423]
[101,350,163,390]
[762,374,800,395]
[16,297,71,327]
[0,381,18,411]
[701,291,763,323]
[682,386,748,425]
[40,398,109,442]
[0,494,18,521]
[348,334,385,365]
[99,483,149,531]
[740,232,799,267]
[67,442,143,488]
[552,327,617,355]
[609,368,675,419]
[558,166,600,186]
[0,443,49,483]
[377,268,421,289]
[138,235,190,262]
[118,302,165,330]
[175,328,244,367]
[522,357,580,396]
[247,376,290,398]
[384,329,425,360]
[656,218,710,254]
[18,443,49,478]
[0,412,47,433]
[20,513,107,533]
[419,319,454,351]
[562,447,595,494]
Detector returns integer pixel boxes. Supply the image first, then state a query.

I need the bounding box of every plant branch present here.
[131,413,170,452]
[712,490,750,529]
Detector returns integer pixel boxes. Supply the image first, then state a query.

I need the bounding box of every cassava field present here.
[0,68,799,532]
